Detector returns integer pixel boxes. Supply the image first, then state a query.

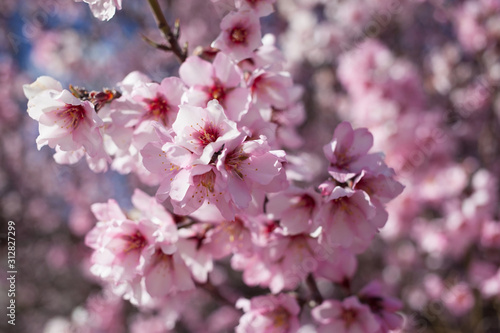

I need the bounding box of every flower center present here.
[230,27,248,44]
[199,170,216,193]
[150,248,174,269]
[194,170,222,205]
[296,194,316,210]
[194,122,221,147]
[225,148,249,180]
[121,231,147,253]
[341,309,358,327]
[220,218,245,242]
[209,83,226,102]
[58,104,86,131]
[270,307,289,328]
[335,198,353,216]
[144,94,170,125]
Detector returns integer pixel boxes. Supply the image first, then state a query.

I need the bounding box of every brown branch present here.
[146,0,187,63]
[196,281,237,308]
[306,274,323,305]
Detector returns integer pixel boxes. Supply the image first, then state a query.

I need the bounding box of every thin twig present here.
[306,274,323,305]
[141,34,172,51]
[196,281,236,308]
[146,0,187,62]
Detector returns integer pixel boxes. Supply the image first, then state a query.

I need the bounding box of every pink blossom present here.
[90,198,127,222]
[169,166,235,220]
[23,75,62,99]
[249,69,293,109]
[179,53,251,120]
[412,219,450,257]
[443,282,475,316]
[128,294,192,331]
[85,191,207,304]
[130,315,170,333]
[205,216,254,259]
[232,233,319,293]
[127,76,185,128]
[468,260,498,288]
[267,187,321,235]
[443,211,481,258]
[314,247,357,284]
[176,229,214,283]
[172,100,242,164]
[237,104,278,145]
[480,220,500,248]
[131,187,177,226]
[24,76,108,168]
[312,296,380,333]
[98,74,185,181]
[243,33,286,71]
[423,274,445,301]
[358,281,404,332]
[141,134,194,202]
[76,0,123,21]
[73,292,125,332]
[285,152,323,183]
[212,10,263,61]
[324,121,381,182]
[353,169,405,205]
[86,190,180,286]
[453,2,489,52]
[236,293,301,333]
[352,170,405,231]
[85,217,158,282]
[142,247,195,297]
[316,186,377,249]
[480,268,500,298]
[216,136,286,209]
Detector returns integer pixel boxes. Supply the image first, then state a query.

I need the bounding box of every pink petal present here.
[179,56,214,87]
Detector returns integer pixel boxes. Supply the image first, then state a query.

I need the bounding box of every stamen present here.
[230,27,248,44]
[57,104,86,131]
[144,94,170,125]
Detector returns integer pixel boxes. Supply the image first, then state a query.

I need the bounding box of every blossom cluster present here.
[23,1,407,331]
[4,0,500,330]
[277,0,500,330]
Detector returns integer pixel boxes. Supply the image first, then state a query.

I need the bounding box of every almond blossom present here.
[171,100,242,163]
[232,232,319,293]
[323,121,381,183]
[267,187,321,235]
[127,76,185,128]
[85,190,202,304]
[23,76,108,170]
[20,1,415,331]
[248,69,293,109]
[75,0,123,21]
[236,293,301,333]
[316,186,378,250]
[215,135,286,209]
[179,53,251,121]
[212,10,263,61]
[358,282,404,332]
[312,296,380,333]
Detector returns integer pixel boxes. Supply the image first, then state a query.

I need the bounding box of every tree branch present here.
[196,281,237,308]
[306,274,323,305]
[146,0,187,63]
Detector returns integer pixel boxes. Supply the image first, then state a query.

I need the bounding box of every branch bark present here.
[306,274,324,305]
[146,0,187,63]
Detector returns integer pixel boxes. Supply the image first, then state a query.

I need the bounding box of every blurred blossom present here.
[4,0,500,332]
